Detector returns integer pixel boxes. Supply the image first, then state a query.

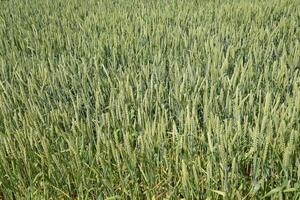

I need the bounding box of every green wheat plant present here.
[0,0,299,199]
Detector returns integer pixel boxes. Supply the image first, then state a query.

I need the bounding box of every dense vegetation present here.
[0,0,299,199]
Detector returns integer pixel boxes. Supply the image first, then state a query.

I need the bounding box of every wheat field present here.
[0,0,299,199]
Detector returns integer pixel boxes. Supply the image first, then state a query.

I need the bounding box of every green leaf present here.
[210,189,226,197]
[263,187,283,198]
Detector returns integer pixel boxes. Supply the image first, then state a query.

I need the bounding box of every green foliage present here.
[0,0,299,199]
